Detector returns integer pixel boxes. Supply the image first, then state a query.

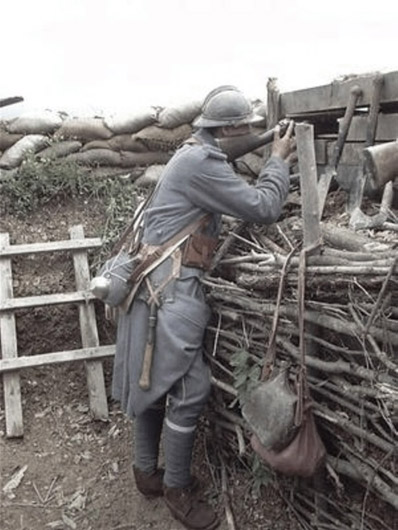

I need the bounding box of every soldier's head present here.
[193,85,264,138]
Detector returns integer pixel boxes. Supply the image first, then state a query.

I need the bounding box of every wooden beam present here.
[70,225,109,420]
[295,123,322,359]
[0,291,95,312]
[0,237,102,257]
[345,113,398,142]
[314,139,328,165]
[296,123,322,246]
[281,71,398,116]
[0,345,115,373]
[327,142,364,166]
[0,234,24,437]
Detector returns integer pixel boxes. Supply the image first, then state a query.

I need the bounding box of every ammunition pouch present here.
[181,233,218,270]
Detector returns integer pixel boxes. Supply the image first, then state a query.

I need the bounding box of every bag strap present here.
[120,213,212,312]
[261,247,295,381]
[129,213,211,284]
[110,188,156,257]
[294,247,311,425]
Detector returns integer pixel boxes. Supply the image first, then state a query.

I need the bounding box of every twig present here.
[364,256,398,334]
[44,476,58,504]
[327,456,398,510]
[315,404,395,453]
[111,523,138,530]
[349,304,398,374]
[32,482,45,504]
[211,376,238,397]
[220,456,237,530]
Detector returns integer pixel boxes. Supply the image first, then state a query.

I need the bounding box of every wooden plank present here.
[70,225,109,420]
[0,291,95,312]
[0,234,24,437]
[314,139,328,165]
[281,71,398,116]
[296,123,322,244]
[0,345,115,373]
[345,113,398,142]
[0,237,102,257]
[295,124,322,358]
[326,142,365,166]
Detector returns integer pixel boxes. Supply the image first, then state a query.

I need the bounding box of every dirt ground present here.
[0,199,302,530]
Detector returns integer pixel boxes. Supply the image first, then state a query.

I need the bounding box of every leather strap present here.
[120,213,211,312]
[128,213,211,285]
[261,247,295,381]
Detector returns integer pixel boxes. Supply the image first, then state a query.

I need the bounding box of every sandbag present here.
[82,166,145,180]
[236,152,264,176]
[36,140,82,159]
[80,140,110,152]
[134,124,192,152]
[81,135,149,153]
[54,118,113,141]
[0,129,23,151]
[66,149,122,166]
[108,135,150,152]
[104,108,157,134]
[119,151,171,167]
[66,149,171,167]
[134,164,166,187]
[0,134,49,169]
[157,101,202,129]
[7,111,63,134]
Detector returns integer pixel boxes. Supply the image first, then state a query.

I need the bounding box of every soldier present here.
[112,85,296,530]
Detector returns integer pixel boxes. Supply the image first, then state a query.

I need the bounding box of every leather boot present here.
[133,466,164,498]
[164,482,219,530]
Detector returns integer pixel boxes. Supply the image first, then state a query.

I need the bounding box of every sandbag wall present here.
[0,102,197,182]
[0,100,268,185]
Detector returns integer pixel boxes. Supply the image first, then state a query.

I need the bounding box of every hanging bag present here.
[250,249,326,477]
[242,248,298,450]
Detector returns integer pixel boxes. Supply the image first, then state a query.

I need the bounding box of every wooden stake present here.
[0,233,23,437]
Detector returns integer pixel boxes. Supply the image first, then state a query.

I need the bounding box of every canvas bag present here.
[251,249,326,477]
[242,249,298,450]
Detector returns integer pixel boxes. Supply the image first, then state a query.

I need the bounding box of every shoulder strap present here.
[120,213,212,312]
[110,187,156,257]
[261,247,295,380]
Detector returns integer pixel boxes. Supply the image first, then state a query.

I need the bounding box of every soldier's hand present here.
[271,120,296,164]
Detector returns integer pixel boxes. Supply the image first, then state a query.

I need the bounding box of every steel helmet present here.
[193,85,264,128]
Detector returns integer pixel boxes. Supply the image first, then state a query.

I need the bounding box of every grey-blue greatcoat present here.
[112,128,290,418]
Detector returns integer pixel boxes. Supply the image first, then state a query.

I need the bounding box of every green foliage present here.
[229,349,274,492]
[229,348,261,407]
[1,154,102,214]
[251,454,273,494]
[0,154,147,270]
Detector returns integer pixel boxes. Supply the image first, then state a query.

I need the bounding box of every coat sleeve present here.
[186,148,291,224]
